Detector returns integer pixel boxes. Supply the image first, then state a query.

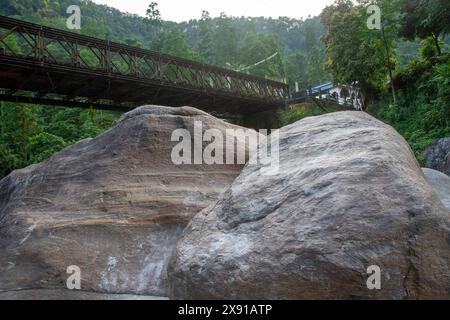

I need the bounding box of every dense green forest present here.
[0,0,449,178]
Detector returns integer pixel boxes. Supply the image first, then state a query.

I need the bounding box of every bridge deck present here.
[0,16,288,114]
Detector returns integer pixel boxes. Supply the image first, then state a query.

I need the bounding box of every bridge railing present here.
[0,16,288,103]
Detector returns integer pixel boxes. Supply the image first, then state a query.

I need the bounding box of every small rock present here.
[423,168,450,211]
[424,137,450,176]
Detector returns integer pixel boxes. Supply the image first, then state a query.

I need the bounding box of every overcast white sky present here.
[91,0,335,22]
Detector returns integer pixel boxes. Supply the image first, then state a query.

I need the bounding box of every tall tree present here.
[303,19,318,53]
[197,11,214,64]
[320,0,396,102]
[161,28,202,61]
[145,2,162,27]
[239,32,285,80]
[362,0,398,102]
[286,52,309,90]
[211,13,240,67]
[305,46,329,87]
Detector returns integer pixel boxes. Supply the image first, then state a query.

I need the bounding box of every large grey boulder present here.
[424,137,450,176]
[0,105,251,298]
[423,168,450,211]
[168,111,450,300]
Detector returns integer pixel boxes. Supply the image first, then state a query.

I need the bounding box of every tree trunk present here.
[432,33,442,55]
[381,24,396,103]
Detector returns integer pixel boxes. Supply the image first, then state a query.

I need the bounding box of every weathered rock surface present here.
[0,289,168,300]
[168,111,450,300]
[424,137,450,176]
[423,168,450,211]
[0,105,251,298]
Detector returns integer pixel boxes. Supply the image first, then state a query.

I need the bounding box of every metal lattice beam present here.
[0,15,289,114]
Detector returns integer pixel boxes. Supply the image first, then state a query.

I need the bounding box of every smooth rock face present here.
[0,105,250,297]
[168,111,450,300]
[424,137,450,176]
[423,168,450,211]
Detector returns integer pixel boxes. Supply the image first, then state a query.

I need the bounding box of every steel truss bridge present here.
[0,16,289,115]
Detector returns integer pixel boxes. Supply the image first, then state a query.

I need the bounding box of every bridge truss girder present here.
[0,16,289,115]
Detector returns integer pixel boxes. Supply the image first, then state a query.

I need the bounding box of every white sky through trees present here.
[91,0,335,22]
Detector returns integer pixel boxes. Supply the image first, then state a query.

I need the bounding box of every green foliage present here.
[397,0,450,40]
[370,58,450,163]
[285,52,308,89]
[161,28,202,61]
[239,32,285,80]
[396,40,421,66]
[0,143,20,178]
[278,101,337,127]
[197,11,214,63]
[419,36,444,60]
[279,107,307,127]
[305,46,329,87]
[320,0,397,100]
[285,47,329,90]
[431,61,450,117]
[210,13,240,67]
[0,102,120,179]
[393,54,449,88]
[27,132,67,163]
[396,0,450,55]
